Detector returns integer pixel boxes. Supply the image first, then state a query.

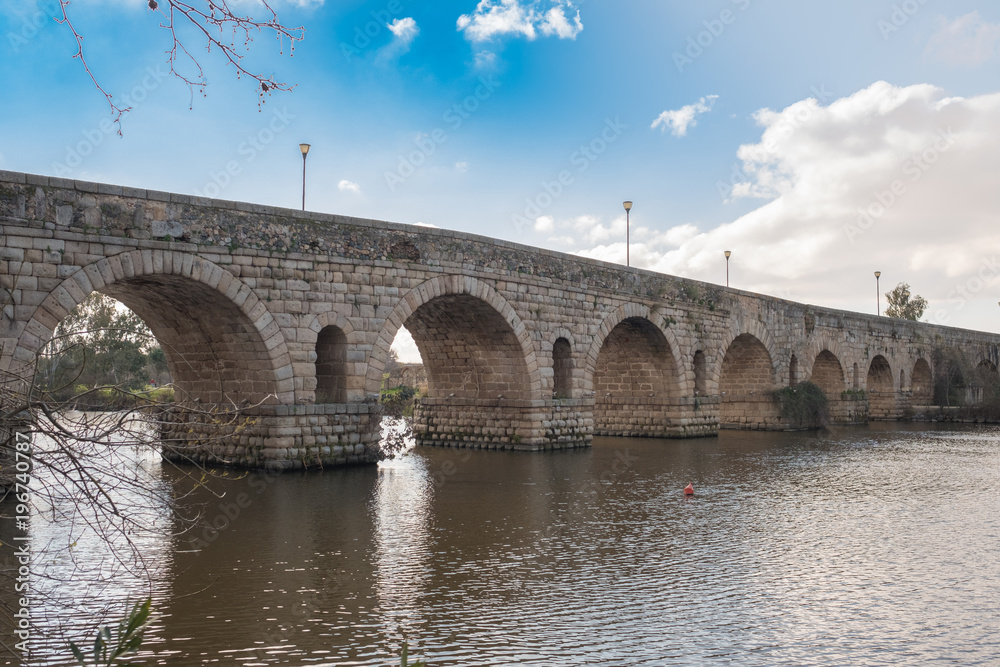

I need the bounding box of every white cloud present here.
[533,215,554,232]
[539,5,583,39]
[557,82,1000,331]
[457,0,582,42]
[652,95,718,137]
[455,161,470,173]
[926,12,1000,66]
[387,17,419,45]
[338,180,361,194]
[474,50,498,69]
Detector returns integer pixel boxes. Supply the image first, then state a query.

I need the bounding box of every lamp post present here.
[875,271,881,316]
[623,201,632,267]
[299,143,311,211]
[724,250,731,287]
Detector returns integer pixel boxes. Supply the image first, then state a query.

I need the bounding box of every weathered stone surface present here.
[151,219,185,239]
[2,171,999,471]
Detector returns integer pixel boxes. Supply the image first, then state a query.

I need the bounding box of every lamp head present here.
[724,250,731,259]
[299,143,311,156]
[623,200,633,212]
[874,271,881,278]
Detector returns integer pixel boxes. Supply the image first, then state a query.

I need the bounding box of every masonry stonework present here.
[2,171,999,470]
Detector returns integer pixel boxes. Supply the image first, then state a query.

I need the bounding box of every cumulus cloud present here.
[555,82,1000,331]
[926,12,1000,66]
[457,0,582,42]
[652,95,718,137]
[338,180,361,194]
[533,215,554,232]
[376,17,419,61]
[539,5,583,39]
[387,17,419,44]
[455,161,470,173]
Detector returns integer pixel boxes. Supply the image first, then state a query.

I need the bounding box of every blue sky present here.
[3,0,1000,359]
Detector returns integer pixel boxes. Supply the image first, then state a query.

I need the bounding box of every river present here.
[8,421,1000,665]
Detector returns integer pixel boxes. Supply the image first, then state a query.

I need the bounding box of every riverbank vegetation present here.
[771,381,830,429]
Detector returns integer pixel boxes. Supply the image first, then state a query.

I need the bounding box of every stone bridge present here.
[1,171,998,470]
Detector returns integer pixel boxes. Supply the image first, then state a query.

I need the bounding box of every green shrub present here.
[771,381,829,429]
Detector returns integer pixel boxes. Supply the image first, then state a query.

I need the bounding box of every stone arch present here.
[16,250,293,405]
[583,303,685,397]
[867,355,895,418]
[911,358,933,404]
[302,312,361,403]
[971,359,999,405]
[810,349,846,397]
[366,275,541,399]
[710,316,780,393]
[552,337,573,399]
[548,327,578,399]
[718,332,780,429]
[584,304,685,437]
[693,350,707,396]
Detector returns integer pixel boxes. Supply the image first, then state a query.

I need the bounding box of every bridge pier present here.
[414,397,593,451]
[159,403,382,471]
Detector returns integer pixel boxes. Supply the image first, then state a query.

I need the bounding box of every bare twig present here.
[55,0,305,133]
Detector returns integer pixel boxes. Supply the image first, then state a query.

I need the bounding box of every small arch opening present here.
[316,325,348,403]
[693,350,707,396]
[553,337,573,399]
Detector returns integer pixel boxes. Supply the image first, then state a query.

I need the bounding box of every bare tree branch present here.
[56,0,305,133]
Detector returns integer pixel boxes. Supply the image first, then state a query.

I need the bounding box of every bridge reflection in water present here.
[10,423,1000,665]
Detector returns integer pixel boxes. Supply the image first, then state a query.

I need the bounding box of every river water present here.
[10,422,1000,665]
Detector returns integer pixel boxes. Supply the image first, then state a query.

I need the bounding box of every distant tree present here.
[36,293,156,397]
[53,0,305,130]
[885,282,928,320]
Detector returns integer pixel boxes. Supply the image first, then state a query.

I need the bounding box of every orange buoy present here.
[683,483,694,496]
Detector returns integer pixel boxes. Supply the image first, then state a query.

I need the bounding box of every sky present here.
[2,0,1000,363]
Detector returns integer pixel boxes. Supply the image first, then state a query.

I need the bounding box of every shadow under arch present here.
[867,355,896,418]
[584,304,686,437]
[15,250,293,406]
[366,275,542,399]
[368,276,562,450]
[717,331,781,430]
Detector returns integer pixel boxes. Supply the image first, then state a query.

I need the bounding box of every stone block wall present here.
[159,403,381,471]
[414,397,590,451]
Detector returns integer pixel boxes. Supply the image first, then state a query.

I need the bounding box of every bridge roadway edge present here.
[2,171,999,472]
